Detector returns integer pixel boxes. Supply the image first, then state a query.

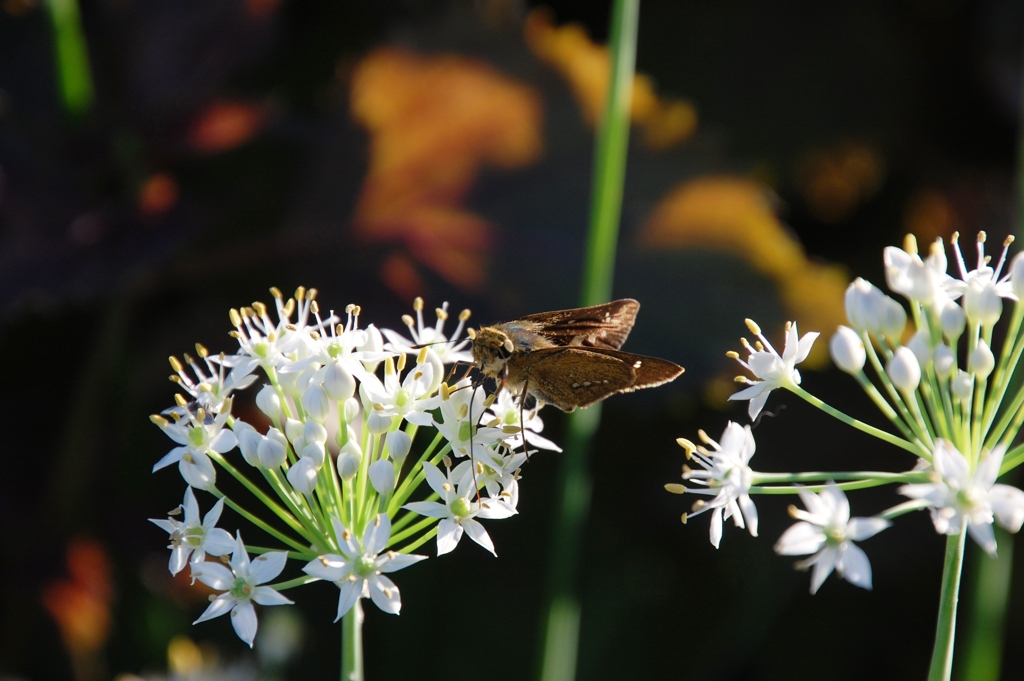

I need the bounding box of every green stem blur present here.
[45,0,94,116]
[928,531,967,681]
[537,1,640,680]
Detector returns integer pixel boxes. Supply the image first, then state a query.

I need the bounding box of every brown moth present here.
[468,299,683,412]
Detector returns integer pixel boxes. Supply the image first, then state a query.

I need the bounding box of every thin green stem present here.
[789,385,926,457]
[927,531,967,681]
[341,601,363,681]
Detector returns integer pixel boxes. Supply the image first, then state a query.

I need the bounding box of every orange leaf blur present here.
[351,47,543,297]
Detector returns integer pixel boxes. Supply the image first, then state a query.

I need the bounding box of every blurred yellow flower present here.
[639,176,848,366]
[525,8,697,150]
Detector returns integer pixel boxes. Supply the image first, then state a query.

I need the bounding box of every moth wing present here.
[518,299,639,349]
[584,348,684,389]
[511,347,639,412]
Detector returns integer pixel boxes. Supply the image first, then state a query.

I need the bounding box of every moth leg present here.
[468,380,483,505]
[518,377,532,461]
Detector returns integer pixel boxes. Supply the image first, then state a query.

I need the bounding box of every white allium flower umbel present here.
[674,422,759,548]
[149,487,235,576]
[729,319,818,420]
[774,484,890,594]
[152,290,559,661]
[191,534,293,647]
[899,441,1024,556]
[302,515,427,620]
[403,462,516,556]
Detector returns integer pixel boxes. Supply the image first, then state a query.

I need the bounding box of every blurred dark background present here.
[1,0,1023,679]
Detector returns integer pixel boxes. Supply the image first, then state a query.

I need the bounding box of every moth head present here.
[470,326,515,376]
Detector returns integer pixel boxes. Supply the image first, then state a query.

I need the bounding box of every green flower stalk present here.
[668,233,1024,681]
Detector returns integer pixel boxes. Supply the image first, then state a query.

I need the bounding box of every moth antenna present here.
[752,404,786,428]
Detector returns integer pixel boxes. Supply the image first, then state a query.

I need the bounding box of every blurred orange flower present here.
[187,100,267,153]
[639,176,848,366]
[794,141,885,223]
[42,539,113,677]
[351,47,543,297]
[525,8,697,150]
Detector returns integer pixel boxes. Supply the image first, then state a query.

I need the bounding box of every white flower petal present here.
[368,574,402,614]
[462,518,497,556]
[193,594,234,624]
[436,518,463,556]
[775,522,826,556]
[836,542,873,590]
[230,602,258,648]
[335,579,363,621]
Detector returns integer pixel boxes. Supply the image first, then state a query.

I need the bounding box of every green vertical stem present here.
[341,600,363,681]
[959,531,1013,681]
[928,531,967,681]
[45,0,94,116]
[537,1,639,680]
[955,29,1024,680]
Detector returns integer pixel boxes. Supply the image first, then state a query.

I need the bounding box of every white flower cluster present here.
[671,233,1024,595]
[149,289,557,646]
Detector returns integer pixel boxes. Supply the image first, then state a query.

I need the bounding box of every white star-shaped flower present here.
[729,319,818,420]
[190,534,293,647]
[152,405,237,489]
[359,353,441,427]
[381,299,474,366]
[774,483,890,594]
[899,441,1024,556]
[302,514,427,620]
[149,487,235,576]
[680,422,759,548]
[403,462,516,556]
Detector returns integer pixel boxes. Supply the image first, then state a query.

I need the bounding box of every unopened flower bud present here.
[940,302,966,341]
[287,456,319,495]
[337,451,361,481]
[324,360,356,401]
[845,278,884,333]
[964,282,1002,328]
[829,326,866,374]
[258,427,289,468]
[879,297,908,341]
[255,385,281,420]
[969,339,995,380]
[386,430,412,464]
[300,441,326,467]
[234,421,262,467]
[284,418,304,445]
[933,344,956,379]
[302,385,330,424]
[1012,252,1024,299]
[368,459,396,495]
[952,370,974,402]
[343,397,361,423]
[304,421,328,445]
[907,329,932,369]
[887,347,921,393]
